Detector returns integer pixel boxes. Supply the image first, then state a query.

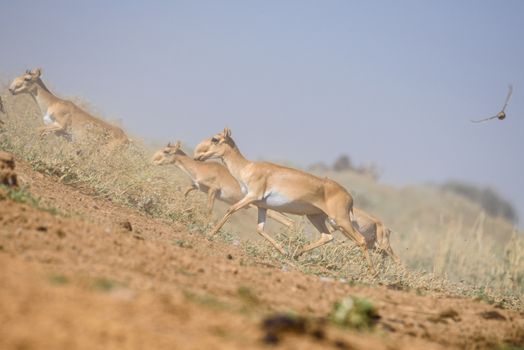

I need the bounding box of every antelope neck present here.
[30,79,58,114]
[221,145,249,180]
[172,153,200,179]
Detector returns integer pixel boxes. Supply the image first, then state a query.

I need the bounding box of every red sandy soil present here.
[0,157,523,349]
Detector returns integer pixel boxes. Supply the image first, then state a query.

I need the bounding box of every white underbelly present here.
[256,191,320,215]
[43,113,54,125]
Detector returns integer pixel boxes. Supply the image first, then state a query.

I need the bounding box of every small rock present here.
[480,310,506,321]
[227,254,234,260]
[120,220,133,232]
[428,308,461,323]
[0,151,18,187]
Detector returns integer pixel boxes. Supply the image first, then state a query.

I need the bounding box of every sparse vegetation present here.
[0,90,209,230]
[0,184,60,215]
[1,84,523,311]
[48,274,69,285]
[330,296,379,330]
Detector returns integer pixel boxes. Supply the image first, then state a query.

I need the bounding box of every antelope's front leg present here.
[256,208,286,255]
[210,195,257,236]
[38,123,65,137]
[206,188,218,214]
[183,184,197,198]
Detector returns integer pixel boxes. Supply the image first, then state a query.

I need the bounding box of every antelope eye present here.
[211,137,219,144]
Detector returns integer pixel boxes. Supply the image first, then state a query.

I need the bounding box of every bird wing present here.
[470,115,499,123]
[501,84,513,112]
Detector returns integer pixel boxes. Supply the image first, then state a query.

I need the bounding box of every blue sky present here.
[1,1,523,223]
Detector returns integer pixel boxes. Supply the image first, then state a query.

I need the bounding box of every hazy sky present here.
[1,1,523,223]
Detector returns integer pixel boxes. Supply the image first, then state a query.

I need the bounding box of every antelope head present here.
[9,68,42,95]
[194,128,235,161]
[152,140,184,165]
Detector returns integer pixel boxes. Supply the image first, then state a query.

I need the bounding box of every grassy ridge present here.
[0,85,522,309]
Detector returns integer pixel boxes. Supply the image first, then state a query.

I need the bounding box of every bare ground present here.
[0,158,523,350]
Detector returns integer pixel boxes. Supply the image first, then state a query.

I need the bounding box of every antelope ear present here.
[167,142,172,147]
[174,140,182,149]
[223,127,231,138]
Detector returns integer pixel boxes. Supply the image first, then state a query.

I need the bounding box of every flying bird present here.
[471,85,513,123]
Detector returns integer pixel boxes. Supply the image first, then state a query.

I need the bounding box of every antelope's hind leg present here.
[294,214,333,258]
[210,195,256,236]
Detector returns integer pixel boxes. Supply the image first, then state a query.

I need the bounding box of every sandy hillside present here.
[0,154,523,350]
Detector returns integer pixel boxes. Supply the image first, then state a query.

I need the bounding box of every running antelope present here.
[351,208,400,264]
[194,128,376,273]
[152,141,294,228]
[9,68,128,149]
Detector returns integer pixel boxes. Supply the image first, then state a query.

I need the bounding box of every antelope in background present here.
[8,68,129,149]
[351,208,400,264]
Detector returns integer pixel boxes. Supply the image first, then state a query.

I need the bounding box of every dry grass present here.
[1,84,522,310]
[0,89,209,230]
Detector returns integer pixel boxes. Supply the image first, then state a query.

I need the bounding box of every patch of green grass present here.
[49,274,69,285]
[237,286,260,306]
[183,290,231,311]
[1,184,60,215]
[473,287,496,305]
[330,296,380,330]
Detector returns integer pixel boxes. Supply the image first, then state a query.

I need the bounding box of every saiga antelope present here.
[152,141,294,228]
[351,208,400,264]
[194,128,376,273]
[9,68,129,149]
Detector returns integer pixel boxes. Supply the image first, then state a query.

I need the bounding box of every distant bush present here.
[332,155,353,172]
[440,181,517,223]
[310,154,381,180]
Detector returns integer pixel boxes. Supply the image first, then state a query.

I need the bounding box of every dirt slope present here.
[0,158,523,350]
